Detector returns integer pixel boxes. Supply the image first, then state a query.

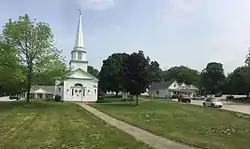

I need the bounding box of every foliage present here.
[99,53,129,93]
[54,95,62,102]
[227,66,250,97]
[163,65,200,86]
[124,50,151,105]
[0,41,26,94]
[87,65,99,78]
[149,61,163,82]
[1,14,69,102]
[200,62,225,94]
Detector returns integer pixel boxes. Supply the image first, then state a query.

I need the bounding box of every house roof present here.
[30,86,55,94]
[149,81,174,90]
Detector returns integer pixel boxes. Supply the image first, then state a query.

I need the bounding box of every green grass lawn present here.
[91,99,250,149]
[0,101,151,149]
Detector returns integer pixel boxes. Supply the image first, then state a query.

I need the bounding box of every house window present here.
[174,84,176,87]
[75,90,77,93]
[58,88,61,92]
[156,91,159,95]
[94,89,97,94]
[78,52,82,60]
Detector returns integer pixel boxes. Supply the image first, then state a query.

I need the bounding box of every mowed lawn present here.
[91,99,250,149]
[0,101,151,149]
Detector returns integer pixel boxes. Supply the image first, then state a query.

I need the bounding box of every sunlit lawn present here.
[0,101,151,149]
[91,99,250,149]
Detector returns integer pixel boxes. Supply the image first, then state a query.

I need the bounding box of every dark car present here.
[215,92,223,97]
[9,96,20,100]
[178,95,191,103]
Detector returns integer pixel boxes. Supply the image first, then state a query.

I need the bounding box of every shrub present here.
[54,95,62,102]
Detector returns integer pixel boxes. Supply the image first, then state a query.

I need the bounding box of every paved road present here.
[0,96,24,102]
[191,99,250,115]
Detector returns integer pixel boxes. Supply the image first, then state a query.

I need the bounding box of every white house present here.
[54,12,98,102]
[20,86,54,99]
[148,80,199,98]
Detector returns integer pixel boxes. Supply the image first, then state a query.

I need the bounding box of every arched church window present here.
[75,83,83,87]
[72,89,74,96]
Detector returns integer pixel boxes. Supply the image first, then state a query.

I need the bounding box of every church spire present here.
[74,10,84,50]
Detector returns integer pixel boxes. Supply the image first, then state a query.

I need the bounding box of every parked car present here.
[226,95,234,100]
[178,95,191,103]
[203,97,222,108]
[192,95,206,100]
[9,96,20,100]
[215,92,223,97]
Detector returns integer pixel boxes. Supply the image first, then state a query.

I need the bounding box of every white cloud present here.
[76,0,115,11]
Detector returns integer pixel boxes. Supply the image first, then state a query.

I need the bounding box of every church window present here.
[88,90,90,92]
[79,90,82,93]
[59,88,61,92]
[78,52,82,60]
[72,89,74,96]
[75,90,77,93]
[67,89,69,92]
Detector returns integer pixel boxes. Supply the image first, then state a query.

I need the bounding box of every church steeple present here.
[74,9,84,50]
[70,10,88,72]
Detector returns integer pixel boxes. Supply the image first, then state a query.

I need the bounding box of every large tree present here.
[163,66,200,86]
[124,50,151,105]
[226,66,250,97]
[1,14,68,102]
[99,53,129,94]
[200,62,225,94]
[149,61,163,82]
[87,65,99,78]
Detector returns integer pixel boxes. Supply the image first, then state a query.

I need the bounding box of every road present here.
[0,96,24,102]
[191,97,250,115]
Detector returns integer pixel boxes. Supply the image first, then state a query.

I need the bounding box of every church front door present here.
[72,87,85,101]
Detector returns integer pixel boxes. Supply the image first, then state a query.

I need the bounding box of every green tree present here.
[87,65,99,78]
[1,14,68,102]
[149,61,163,82]
[0,41,26,95]
[200,62,225,94]
[163,66,200,86]
[227,66,250,97]
[99,53,129,95]
[124,50,151,105]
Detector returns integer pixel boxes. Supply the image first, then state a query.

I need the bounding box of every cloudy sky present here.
[1,0,250,73]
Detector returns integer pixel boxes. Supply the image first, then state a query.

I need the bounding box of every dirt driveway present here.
[191,100,250,114]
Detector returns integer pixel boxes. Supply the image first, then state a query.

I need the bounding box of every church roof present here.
[69,68,99,81]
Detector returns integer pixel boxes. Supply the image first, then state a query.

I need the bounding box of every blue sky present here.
[1,0,250,73]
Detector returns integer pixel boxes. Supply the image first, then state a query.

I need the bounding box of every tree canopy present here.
[87,65,99,78]
[163,66,200,86]
[0,14,69,101]
[200,62,225,94]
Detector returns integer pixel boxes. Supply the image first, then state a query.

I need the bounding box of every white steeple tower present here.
[70,10,88,71]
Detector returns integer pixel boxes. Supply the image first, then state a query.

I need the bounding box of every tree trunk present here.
[136,93,139,106]
[26,67,32,103]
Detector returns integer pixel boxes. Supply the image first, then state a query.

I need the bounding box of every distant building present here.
[148,80,199,98]
[20,85,54,99]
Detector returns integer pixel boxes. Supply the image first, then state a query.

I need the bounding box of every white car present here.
[203,97,223,108]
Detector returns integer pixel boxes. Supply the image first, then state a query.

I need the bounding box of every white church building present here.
[54,12,99,102]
